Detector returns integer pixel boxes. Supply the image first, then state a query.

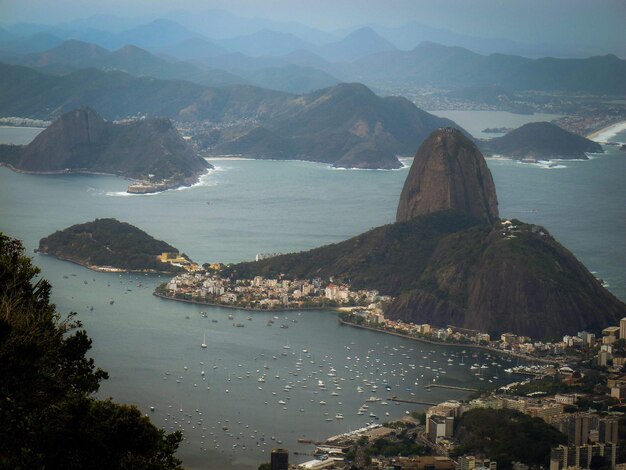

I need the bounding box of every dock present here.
[424,384,478,392]
[388,397,438,406]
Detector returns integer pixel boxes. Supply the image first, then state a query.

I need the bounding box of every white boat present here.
[201,334,207,349]
[335,413,344,419]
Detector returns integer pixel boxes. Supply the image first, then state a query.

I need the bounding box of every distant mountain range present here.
[0,38,342,94]
[333,42,626,94]
[7,40,247,87]
[0,63,464,169]
[6,11,622,59]
[3,28,624,95]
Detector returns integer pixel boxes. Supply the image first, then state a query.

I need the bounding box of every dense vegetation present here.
[225,210,483,296]
[0,233,182,468]
[452,409,567,470]
[226,210,625,337]
[38,218,184,272]
[366,433,428,458]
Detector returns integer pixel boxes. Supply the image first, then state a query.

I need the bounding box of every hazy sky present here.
[1,0,625,50]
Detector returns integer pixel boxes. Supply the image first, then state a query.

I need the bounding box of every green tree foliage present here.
[0,234,182,469]
[366,431,428,458]
[452,409,566,470]
[38,218,184,272]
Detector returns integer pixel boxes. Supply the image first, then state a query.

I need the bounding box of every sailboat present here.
[201,334,207,349]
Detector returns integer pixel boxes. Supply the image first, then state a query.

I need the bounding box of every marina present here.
[1,128,625,469]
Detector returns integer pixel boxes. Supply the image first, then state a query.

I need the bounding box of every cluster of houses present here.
[158,272,388,310]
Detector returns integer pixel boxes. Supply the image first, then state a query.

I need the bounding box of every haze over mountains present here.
[2,13,626,95]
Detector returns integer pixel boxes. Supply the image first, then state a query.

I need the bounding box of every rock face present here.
[481,121,603,160]
[0,107,211,191]
[18,107,107,172]
[396,127,499,224]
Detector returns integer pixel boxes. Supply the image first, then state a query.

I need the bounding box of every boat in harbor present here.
[201,334,207,349]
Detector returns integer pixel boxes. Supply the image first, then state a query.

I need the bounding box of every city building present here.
[550,443,617,470]
[428,415,454,442]
[270,448,289,470]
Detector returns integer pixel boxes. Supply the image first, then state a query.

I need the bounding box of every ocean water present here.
[0,123,625,469]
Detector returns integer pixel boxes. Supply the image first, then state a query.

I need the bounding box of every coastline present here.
[587,120,626,142]
[338,318,558,365]
[152,290,559,365]
[0,124,47,130]
[0,162,210,194]
[153,291,341,313]
[204,154,406,171]
[36,251,180,275]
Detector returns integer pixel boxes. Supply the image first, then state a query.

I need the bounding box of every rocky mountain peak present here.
[396,127,499,224]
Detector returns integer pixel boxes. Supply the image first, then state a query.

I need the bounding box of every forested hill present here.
[38,218,184,273]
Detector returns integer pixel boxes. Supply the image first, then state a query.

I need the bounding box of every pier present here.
[424,384,478,392]
[388,397,438,406]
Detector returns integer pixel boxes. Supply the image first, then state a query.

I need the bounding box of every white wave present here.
[589,121,626,142]
[486,154,566,169]
[105,167,221,197]
[205,156,252,161]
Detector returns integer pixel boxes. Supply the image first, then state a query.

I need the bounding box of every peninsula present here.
[218,128,625,339]
[0,107,211,193]
[38,218,198,273]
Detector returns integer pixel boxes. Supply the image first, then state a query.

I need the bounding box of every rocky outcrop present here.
[396,127,498,224]
[481,121,603,160]
[19,107,107,171]
[0,107,211,192]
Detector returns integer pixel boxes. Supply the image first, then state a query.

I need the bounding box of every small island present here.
[0,107,212,193]
[37,218,199,273]
[480,121,603,161]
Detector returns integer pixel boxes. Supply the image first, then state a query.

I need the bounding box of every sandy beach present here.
[587,120,626,142]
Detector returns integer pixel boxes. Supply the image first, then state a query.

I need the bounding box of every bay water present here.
[0,118,624,469]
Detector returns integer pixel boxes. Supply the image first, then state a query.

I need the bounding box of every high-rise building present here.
[621,318,626,342]
[599,417,619,444]
[554,413,598,446]
[270,448,288,470]
[550,443,617,470]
